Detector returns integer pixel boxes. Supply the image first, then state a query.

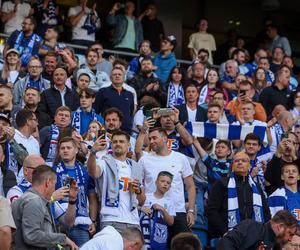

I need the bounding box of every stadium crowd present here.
[0,0,300,250]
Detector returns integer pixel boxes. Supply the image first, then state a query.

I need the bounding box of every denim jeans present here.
[192,180,208,247]
[68,226,90,247]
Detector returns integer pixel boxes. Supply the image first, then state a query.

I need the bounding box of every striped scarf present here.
[228,173,264,230]
[36,0,57,25]
[167,82,185,107]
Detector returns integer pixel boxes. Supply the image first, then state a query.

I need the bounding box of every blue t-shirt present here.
[286,188,300,228]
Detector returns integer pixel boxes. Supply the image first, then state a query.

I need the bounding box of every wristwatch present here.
[188,209,195,214]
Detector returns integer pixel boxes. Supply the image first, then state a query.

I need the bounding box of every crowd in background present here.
[0,0,300,250]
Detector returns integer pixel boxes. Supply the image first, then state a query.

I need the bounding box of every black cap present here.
[0,112,11,124]
[162,35,177,48]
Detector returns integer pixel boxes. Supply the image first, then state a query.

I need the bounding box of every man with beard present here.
[22,87,52,129]
[217,210,297,250]
[42,51,58,81]
[87,130,145,232]
[14,109,39,155]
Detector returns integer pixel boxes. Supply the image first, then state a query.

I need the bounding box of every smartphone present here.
[145,110,153,119]
[98,128,106,138]
[157,108,173,116]
[64,177,74,189]
[239,90,246,96]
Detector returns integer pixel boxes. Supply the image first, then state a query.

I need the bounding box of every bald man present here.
[207,152,271,238]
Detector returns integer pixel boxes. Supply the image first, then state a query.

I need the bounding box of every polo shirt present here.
[14,129,40,155]
[94,85,134,133]
[259,85,291,117]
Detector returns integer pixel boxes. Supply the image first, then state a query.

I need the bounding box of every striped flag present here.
[187,122,268,146]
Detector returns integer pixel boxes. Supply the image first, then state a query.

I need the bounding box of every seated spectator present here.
[218,46,237,79]
[245,48,268,77]
[265,131,300,195]
[282,232,300,250]
[282,55,298,91]
[260,65,291,117]
[221,59,239,95]
[75,70,91,93]
[235,36,250,61]
[268,163,300,227]
[68,0,100,47]
[197,48,211,70]
[94,68,135,133]
[140,3,164,53]
[176,83,207,123]
[107,1,143,52]
[38,66,79,119]
[198,68,229,106]
[207,151,270,238]
[59,47,78,76]
[252,67,270,95]
[90,42,113,76]
[11,165,78,249]
[32,0,58,36]
[166,66,185,107]
[188,61,206,90]
[1,0,33,35]
[211,90,235,124]
[71,88,104,135]
[267,23,292,56]
[42,51,58,81]
[13,57,50,108]
[258,56,274,84]
[40,106,72,165]
[19,87,52,130]
[232,48,248,75]
[0,195,16,250]
[79,48,110,91]
[38,27,60,58]
[140,171,175,249]
[4,16,41,67]
[0,48,25,87]
[171,232,202,250]
[128,40,152,78]
[154,35,177,84]
[187,18,216,64]
[270,47,285,74]
[227,80,267,122]
[289,90,300,126]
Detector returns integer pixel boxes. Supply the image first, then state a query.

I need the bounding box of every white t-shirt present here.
[8,70,18,84]
[187,106,197,122]
[144,192,176,216]
[2,2,31,35]
[81,226,123,250]
[96,158,139,225]
[139,151,193,213]
[68,6,100,41]
[14,130,40,155]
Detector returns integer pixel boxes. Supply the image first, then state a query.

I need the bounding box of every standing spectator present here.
[87,131,145,231]
[14,109,39,155]
[221,59,239,93]
[21,87,52,130]
[252,67,269,94]
[38,66,80,119]
[140,4,164,52]
[38,27,60,57]
[139,128,196,240]
[75,70,91,93]
[11,165,78,249]
[232,48,248,75]
[94,68,134,133]
[53,137,98,246]
[245,48,268,77]
[68,0,100,47]
[154,35,177,85]
[13,57,50,108]
[42,51,58,81]
[176,83,207,123]
[266,23,292,56]
[90,42,113,76]
[4,16,41,67]
[282,56,299,92]
[166,66,186,107]
[32,0,58,36]
[270,47,285,74]
[71,88,104,136]
[0,195,16,250]
[171,233,202,250]
[106,1,143,52]
[211,90,235,124]
[1,0,33,35]
[0,49,25,87]
[188,18,216,64]
[207,152,270,238]
[259,65,291,117]
[79,48,110,91]
[188,62,206,90]
[258,56,275,84]
[40,106,72,165]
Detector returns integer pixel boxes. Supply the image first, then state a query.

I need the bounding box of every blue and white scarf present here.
[198,84,208,105]
[228,173,264,230]
[167,82,185,107]
[46,124,59,165]
[17,178,31,193]
[14,31,40,66]
[36,0,57,25]
[268,187,287,217]
[5,141,18,178]
[71,107,98,135]
[82,12,99,35]
[249,159,266,194]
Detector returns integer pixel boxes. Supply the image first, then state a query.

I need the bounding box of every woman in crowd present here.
[252,67,269,94]
[288,90,300,126]
[166,66,186,107]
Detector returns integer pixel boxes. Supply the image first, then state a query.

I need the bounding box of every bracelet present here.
[68,199,77,205]
[90,148,97,156]
[135,187,142,195]
[174,121,180,126]
[50,195,55,203]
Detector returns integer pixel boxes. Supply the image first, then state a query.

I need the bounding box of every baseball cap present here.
[162,35,177,48]
[5,48,20,58]
[0,112,11,124]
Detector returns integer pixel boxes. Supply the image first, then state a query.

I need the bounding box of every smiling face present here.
[111,134,130,157]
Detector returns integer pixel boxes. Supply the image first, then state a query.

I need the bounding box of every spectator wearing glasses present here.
[4,16,41,67]
[71,88,104,136]
[13,57,50,108]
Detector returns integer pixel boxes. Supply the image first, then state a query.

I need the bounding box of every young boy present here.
[140,171,175,250]
[268,163,300,228]
[193,138,232,191]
